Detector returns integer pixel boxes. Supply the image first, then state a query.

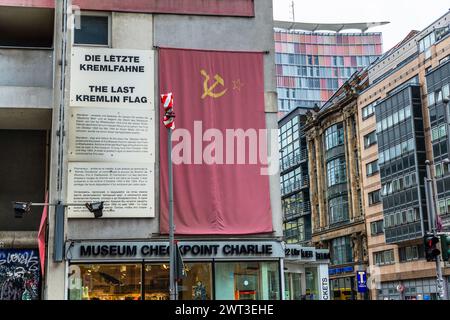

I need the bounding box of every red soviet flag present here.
[159,48,272,235]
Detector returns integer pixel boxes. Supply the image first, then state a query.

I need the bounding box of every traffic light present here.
[441,235,450,262]
[424,233,441,261]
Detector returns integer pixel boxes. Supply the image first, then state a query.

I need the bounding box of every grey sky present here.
[273,0,450,52]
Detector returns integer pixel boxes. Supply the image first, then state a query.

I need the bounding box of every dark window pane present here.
[74,16,109,45]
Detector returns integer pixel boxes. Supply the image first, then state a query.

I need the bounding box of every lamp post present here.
[161,93,177,300]
[425,160,448,300]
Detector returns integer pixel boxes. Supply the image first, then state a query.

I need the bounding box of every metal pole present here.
[168,128,176,300]
[425,161,448,300]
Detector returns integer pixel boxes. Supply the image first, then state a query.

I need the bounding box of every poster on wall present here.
[70,47,154,109]
[159,48,272,234]
[0,249,40,300]
[67,162,154,218]
[68,47,155,218]
[68,107,155,163]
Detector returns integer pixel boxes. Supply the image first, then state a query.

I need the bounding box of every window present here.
[366,160,379,177]
[74,14,110,46]
[399,245,424,262]
[373,250,395,266]
[368,190,381,206]
[326,157,347,187]
[331,237,353,265]
[435,162,450,178]
[215,262,280,300]
[442,84,449,101]
[418,32,435,59]
[284,218,306,243]
[324,123,344,150]
[328,196,349,225]
[362,101,377,120]
[428,91,436,106]
[370,220,384,236]
[431,124,447,142]
[364,131,377,148]
[69,264,142,300]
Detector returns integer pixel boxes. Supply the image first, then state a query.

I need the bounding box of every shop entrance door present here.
[235,273,259,300]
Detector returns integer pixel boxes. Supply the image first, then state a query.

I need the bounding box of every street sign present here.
[357,271,367,293]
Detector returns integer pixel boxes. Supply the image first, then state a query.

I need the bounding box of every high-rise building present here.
[358,10,450,300]
[274,22,384,113]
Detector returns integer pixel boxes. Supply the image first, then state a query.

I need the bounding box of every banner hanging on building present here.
[159,48,272,235]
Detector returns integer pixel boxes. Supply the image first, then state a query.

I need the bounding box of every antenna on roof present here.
[290,1,295,23]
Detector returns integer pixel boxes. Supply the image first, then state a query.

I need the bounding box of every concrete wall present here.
[0,49,53,87]
[0,49,53,110]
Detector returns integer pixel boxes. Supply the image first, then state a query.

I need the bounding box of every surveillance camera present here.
[13,202,31,219]
[85,202,104,218]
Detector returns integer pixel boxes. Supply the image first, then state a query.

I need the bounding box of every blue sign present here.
[328,266,354,276]
[357,271,367,293]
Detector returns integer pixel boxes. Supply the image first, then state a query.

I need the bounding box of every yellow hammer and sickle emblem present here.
[201,69,228,99]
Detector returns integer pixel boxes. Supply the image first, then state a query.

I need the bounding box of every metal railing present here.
[281,177,310,196]
[280,149,308,172]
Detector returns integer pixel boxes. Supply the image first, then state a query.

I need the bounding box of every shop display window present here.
[284,272,302,300]
[214,262,280,300]
[144,263,169,300]
[178,263,213,300]
[305,267,318,300]
[68,264,142,300]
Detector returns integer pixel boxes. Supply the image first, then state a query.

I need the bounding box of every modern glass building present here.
[275,24,383,113]
[358,10,450,300]
[279,107,311,245]
[426,59,450,231]
[375,84,428,244]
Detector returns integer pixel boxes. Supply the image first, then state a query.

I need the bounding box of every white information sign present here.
[68,108,155,163]
[70,47,154,109]
[67,162,154,218]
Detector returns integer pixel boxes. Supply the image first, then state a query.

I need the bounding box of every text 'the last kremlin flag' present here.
[159,48,273,235]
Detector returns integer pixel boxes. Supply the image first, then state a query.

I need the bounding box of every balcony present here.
[280,149,307,172]
[0,48,53,109]
[281,177,309,196]
[283,201,311,220]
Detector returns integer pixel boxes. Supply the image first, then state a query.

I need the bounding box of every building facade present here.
[0,0,330,301]
[304,71,369,300]
[274,23,383,113]
[279,108,311,246]
[358,10,450,300]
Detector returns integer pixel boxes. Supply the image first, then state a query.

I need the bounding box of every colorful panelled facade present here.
[275,31,383,112]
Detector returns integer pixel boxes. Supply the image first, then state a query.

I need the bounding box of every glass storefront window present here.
[68,260,281,301]
[305,268,318,300]
[68,264,142,300]
[330,277,354,300]
[179,263,213,300]
[284,272,302,300]
[214,262,280,300]
[144,263,213,300]
[144,263,169,300]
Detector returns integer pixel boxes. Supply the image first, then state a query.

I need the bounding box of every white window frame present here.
[72,11,112,48]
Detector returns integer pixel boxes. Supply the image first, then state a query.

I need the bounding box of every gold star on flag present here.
[232,79,244,91]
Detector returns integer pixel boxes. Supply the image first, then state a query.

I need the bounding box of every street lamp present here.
[12,201,104,219]
[424,160,449,300]
[13,201,104,262]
